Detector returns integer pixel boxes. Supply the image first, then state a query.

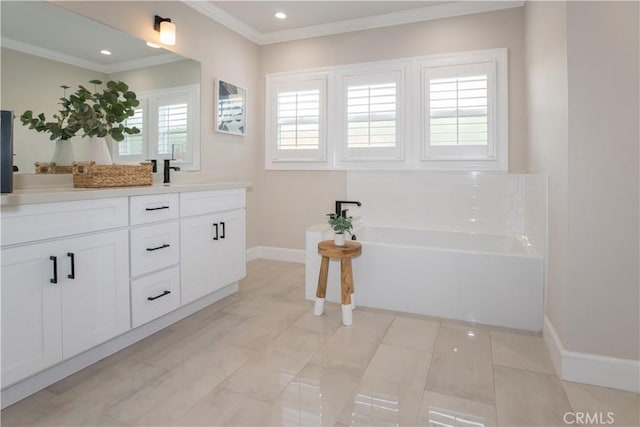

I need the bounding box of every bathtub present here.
[305,225,544,331]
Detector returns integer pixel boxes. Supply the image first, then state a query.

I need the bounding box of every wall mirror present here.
[1,0,202,174]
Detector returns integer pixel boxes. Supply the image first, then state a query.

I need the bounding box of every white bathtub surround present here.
[346,171,547,238]
[306,225,544,331]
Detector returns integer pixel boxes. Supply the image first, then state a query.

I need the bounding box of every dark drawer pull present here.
[50,256,58,284]
[145,206,170,211]
[67,252,75,279]
[213,223,219,240]
[146,243,170,252]
[147,290,171,301]
[220,222,226,239]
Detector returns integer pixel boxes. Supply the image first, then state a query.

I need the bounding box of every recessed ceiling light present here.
[100,50,111,56]
[146,41,162,49]
[274,11,287,20]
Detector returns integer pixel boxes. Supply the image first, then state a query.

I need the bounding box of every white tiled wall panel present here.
[346,171,545,239]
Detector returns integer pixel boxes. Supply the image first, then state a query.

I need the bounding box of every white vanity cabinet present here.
[1,199,130,388]
[129,193,181,328]
[180,190,246,305]
[1,184,249,405]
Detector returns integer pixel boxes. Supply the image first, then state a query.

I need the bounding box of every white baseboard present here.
[544,316,640,393]
[247,246,305,263]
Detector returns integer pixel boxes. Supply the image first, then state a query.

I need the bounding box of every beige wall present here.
[53,1,261,248]
[258,7,528,249]
[565,1,639,360]
[526,1,639,361]
[109,59,200,93]
[525,0,570,351]
[1,48,108,174]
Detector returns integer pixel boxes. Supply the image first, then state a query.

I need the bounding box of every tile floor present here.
[2,260,638,426]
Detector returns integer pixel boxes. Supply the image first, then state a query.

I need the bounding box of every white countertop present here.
[1,181,252,206]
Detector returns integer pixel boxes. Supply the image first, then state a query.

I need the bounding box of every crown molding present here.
[2,38,184,74]
[182,0,262,44]
[2,38,105,73]
[182,1,525,46]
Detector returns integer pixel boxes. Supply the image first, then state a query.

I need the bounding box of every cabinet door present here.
[215,209,246,288]
[1,242,63,388]
[60,229,130,358]
[180,209,246,305]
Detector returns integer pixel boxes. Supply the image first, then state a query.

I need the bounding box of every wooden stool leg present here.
[314,256,329,316]
[350,269,356,311]
[341,258,353,326]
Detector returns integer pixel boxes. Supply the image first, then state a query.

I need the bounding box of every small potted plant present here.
[327,213,353,246]
[21,79,140,165]
[20,85,80,168]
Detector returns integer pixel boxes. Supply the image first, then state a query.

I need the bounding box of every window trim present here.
[265,71,329,169]
[418,48,508,171]
[264,48,508,171]
[336,63,409,165]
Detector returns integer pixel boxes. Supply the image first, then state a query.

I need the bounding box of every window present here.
[420,49,508,170]
[264,48,508,171]
[338,68,406,163]
[347,82,396,148]
[120,107,145,159]
[277,89,320,150]
[265,73,328,167]
[112,85,200,170]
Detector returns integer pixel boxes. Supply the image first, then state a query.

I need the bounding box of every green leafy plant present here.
[20,79,141,142]
[327,213,353,235]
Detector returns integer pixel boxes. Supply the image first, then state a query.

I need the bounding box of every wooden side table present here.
[314,240,362,326]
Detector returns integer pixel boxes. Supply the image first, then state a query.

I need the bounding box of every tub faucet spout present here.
[335,200,361,217]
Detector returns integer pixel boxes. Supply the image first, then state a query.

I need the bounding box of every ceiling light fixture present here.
[100,50,111,56]
[146,41,162,49]
[274,11,287,20]
[154,15,176,46]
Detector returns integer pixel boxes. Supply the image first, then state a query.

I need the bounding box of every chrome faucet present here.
[335,200,361,218]
[163,159,180,184]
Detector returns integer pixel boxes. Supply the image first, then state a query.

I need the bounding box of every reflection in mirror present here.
[0,0,201,174]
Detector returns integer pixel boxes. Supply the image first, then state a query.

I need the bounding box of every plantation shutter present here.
[277,89,320,150]
[158,102,188,158]
[268,74,327,164]
[347,83,397,148]
[340,68,405,161]
[423,61,496,161]
[119,107,145,157]
[429,75,488,146]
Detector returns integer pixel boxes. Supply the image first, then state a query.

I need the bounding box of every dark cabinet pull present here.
[67,252,75,279]
[213,223,219,240]
[146,243,170,252]
[147,290,171,301]
[220,222,226,239]
[50,256,58,284]
[145,206,170,211]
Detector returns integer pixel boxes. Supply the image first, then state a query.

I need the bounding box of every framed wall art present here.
[216,80,246,136]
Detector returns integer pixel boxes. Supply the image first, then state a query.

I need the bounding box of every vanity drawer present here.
[130,193,179,225]
[180,189,245,217]
[130,222,180,277]
[1,198,128,246]
[131,266,180,328]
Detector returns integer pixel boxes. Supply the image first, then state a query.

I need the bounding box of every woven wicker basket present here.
[72,161,153,188]
[34,162,73,174]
